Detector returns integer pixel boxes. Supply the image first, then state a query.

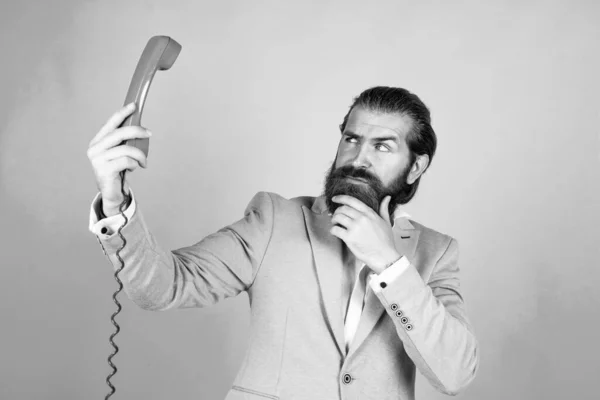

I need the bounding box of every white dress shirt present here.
[89,191,137,238]
[89,190,413,353]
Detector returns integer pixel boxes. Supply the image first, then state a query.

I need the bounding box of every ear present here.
[406,154,429,185]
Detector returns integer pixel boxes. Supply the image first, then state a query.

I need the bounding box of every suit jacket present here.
[96,191,479,400]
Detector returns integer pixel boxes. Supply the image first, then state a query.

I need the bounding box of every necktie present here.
[343,264,369,354]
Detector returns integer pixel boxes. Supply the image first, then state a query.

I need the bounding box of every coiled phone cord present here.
[105,169,131,399]
[99,34,181,399]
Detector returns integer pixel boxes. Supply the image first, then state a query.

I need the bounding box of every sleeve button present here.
[101,227,108,234]
[400,316,409,324]
[406,324,413,331]
[395,310,403,317]
[379,282,387,289]
[390,303,398,311]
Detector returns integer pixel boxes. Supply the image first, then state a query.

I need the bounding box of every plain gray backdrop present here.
[1,0,599,399]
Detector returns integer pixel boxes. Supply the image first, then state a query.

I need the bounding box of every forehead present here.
[344,107,413,140]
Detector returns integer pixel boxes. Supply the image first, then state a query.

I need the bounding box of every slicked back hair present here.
[339,86,437,204]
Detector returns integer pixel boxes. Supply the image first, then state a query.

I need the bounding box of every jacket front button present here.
[342,373,353,384]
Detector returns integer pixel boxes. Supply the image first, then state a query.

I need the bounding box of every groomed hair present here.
[339,86,437,204]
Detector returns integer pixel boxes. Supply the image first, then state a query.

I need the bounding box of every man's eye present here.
[375,143,390,152]
[345,137,357,143]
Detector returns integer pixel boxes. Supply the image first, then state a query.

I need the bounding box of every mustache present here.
[331,165,380,183]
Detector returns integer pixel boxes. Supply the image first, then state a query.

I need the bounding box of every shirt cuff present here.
[369,256,411,294]
[88,190,137,239]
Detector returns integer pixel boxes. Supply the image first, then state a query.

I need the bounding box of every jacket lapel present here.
[346,218,421,358]
[302,197,346,356]
[302,195,422,358]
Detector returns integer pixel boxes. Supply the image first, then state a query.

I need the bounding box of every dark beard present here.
[323,161,412,216]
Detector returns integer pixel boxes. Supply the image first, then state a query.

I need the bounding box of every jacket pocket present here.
[227,385,280,400]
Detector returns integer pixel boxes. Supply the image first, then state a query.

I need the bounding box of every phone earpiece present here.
[119,36,182,158]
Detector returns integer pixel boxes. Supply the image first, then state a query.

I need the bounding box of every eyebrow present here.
[343,130,400,143]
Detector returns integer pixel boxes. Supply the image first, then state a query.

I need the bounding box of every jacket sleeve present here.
[371,238,479,395]
[92,191,275,311]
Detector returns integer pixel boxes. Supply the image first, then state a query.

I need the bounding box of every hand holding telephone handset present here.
[87,35,181,399]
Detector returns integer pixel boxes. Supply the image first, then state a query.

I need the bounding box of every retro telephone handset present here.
[104,35,181,399]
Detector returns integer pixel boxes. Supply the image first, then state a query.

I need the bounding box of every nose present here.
[351,144,371,169]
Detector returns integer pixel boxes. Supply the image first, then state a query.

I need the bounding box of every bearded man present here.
[88,86,479,400]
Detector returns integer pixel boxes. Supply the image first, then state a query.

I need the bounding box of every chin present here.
[325,183,381,214]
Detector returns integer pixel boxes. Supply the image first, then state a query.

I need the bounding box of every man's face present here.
[324,107,415,215]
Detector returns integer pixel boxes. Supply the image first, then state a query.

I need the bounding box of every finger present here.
[331,213,353,229]
[96,143,147,168]
[379,196,392,225]
[90,102,136,147]
[332,195,373,215]
[106,156,143,175]
[88,126,151,159]
[333,205,362,220]
[329,225,348,241]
